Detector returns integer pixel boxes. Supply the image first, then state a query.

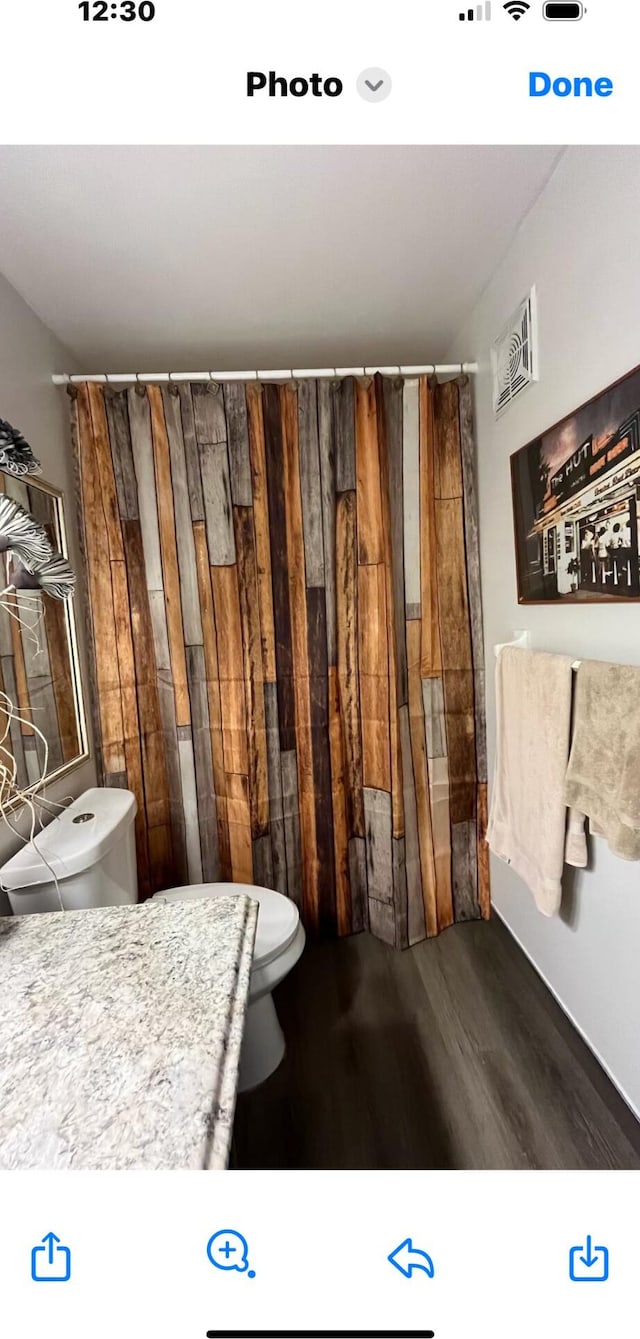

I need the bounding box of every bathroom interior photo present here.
[1,143,640,1172]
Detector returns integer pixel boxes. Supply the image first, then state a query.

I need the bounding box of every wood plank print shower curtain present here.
[71,374,489,945]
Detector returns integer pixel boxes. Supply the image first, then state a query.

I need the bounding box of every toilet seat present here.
[155,882,300,970]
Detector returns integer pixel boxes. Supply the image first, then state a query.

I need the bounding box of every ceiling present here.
[0,146,563,371]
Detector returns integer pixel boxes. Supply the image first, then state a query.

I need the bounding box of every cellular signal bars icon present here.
[459,2,492,16]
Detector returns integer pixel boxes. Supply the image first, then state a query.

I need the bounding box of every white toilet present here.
[0,787,138,914]
[0,785,304,1092]
[152,882,305,1091]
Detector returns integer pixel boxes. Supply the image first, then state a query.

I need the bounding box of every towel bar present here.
[493,630,581,671]
[493,630,530,657]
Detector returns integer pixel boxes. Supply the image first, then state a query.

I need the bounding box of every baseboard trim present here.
[493,903,640,1124]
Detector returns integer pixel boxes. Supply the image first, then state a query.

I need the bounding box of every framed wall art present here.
[511,362,640,603]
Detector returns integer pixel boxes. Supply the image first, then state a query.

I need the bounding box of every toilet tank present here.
[0,788,138,915]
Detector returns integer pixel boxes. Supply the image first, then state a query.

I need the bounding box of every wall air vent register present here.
[492,287,538,417]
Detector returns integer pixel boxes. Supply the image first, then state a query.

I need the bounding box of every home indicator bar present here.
[205,1331,436,1337]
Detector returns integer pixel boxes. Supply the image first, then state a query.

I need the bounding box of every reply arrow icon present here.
[388,1237,435,1279]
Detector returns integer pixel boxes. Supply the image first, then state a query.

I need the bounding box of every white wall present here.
[0,272,96,910]
[448,146,640,1118]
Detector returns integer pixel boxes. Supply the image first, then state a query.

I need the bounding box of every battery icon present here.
[543,2,585,17]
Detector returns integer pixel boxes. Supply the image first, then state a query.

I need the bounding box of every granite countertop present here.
[0,896,257,1170]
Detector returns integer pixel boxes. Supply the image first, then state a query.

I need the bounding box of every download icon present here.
[569,1235,609,1283]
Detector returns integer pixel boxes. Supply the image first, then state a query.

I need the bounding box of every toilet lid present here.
[156,882,300,969]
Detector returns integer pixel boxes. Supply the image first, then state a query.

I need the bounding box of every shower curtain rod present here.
[52,362,478,386]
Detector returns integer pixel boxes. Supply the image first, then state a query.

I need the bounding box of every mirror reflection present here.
[0,476,87,794]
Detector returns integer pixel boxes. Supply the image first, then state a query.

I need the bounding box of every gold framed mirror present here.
[0,475,88,799]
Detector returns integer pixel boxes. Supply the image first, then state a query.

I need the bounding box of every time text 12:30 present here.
[79,2,156,20]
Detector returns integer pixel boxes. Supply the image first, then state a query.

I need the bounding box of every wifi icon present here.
[504,0,530,16]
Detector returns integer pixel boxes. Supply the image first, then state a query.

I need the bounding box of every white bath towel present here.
[487,646,574,916]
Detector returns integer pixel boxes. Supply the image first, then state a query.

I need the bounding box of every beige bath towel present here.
[487,646,574,916]
[564,659,640,863]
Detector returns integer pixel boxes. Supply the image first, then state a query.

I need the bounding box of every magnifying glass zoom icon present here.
[206,1230,256,1278]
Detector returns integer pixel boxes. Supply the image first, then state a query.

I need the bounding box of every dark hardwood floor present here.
[233,915,640,1170]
